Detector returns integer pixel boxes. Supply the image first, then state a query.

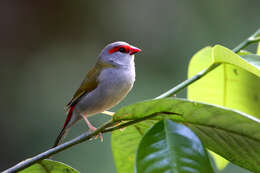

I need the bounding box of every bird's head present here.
[99,41,141,67]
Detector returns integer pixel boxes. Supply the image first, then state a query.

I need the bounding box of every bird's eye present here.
[118,47,126,53]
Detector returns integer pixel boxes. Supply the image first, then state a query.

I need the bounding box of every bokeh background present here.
[1,0,259,172]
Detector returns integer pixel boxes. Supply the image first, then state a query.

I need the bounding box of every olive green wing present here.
[66,64,100,109]
[65,61,114,110]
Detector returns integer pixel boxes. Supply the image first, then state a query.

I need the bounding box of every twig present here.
[103,112,181,133]
[154,63,220,99]
[3,120,115,173]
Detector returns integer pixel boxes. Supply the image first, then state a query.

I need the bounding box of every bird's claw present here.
[88,126,103,142]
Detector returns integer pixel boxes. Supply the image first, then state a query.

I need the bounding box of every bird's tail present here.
[53,127,70,148]
[53,105,76,148]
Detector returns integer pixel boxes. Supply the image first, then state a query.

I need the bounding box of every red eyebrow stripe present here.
[108,45,131,54]
[108,46,120,54]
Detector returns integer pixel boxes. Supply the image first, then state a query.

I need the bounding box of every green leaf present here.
[188,45,260,169]
[213,45,260,77]
[113,98,260,172]
[112,120,156,173]
[19,159,79,173]
[207,150,228,170]
[188,46,260,119]
[135,119,213,173]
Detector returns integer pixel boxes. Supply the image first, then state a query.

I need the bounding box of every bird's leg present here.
[81,114,103,142]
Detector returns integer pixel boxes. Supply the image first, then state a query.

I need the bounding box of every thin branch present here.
[103,112,180,133]
[3,28,260,173]
[154,63,220,99]
[3,120,115,173]
[233,28,260,53]
[3,112,173,173]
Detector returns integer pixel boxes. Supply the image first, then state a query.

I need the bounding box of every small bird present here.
[53,41,141,147]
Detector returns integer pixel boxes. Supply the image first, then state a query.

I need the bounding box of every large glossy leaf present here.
[19,159,79,173]
[135,119,213,173]
[187,45,260,170]
[112,120,156,173]
[112,98,260,172]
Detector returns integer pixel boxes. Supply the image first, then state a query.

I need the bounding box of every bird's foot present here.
[82,115,103,142]
[88,124,103,142]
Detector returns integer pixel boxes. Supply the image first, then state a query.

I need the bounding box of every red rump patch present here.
[108,45,131,54]
[62,105,76,130]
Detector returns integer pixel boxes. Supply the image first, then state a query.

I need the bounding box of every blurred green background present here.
[1,0,259,172]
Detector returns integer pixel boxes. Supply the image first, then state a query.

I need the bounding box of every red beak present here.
[130,46,142,55]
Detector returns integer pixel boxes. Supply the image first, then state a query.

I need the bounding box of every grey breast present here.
[77,67,135,116]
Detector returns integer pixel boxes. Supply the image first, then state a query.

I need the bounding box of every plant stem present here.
[3,28,260,173]
[155,63,220,99]
[155,28,260,99]
[103,112,180,133]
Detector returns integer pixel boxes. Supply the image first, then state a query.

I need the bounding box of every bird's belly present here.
[75,72,134,116]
